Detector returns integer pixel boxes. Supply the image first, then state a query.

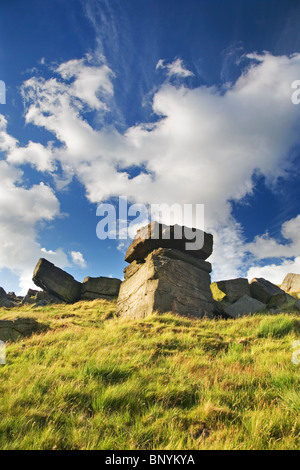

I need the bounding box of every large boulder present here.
[281,273,300,294]
[125,222,213,264]
[250,278,292,307]
[224,295,266,318]
[117,248,219,319]
[215,278,250,303]
[0,318,48,342]
[33,258,82,304]
[81,276,121,301]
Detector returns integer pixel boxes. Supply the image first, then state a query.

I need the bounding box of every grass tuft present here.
[257,316,300,338]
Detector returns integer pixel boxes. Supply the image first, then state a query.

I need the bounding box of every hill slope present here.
[0,300,300,450]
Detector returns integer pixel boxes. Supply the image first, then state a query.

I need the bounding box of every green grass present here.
[0,300,300,450]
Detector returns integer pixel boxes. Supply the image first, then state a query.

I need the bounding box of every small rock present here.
[224,295,266,318]
[268,308,281,315]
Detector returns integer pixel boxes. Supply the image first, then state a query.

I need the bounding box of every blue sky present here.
[0,0,300,294]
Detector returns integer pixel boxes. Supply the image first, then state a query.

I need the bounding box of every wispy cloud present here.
[2,51,300,290]
[156,58,194,78]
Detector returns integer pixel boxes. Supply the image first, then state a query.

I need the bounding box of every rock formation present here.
[224,295,266,318]
[215,278,251,303]
[22,289,61,306]
[32,258,121,304]
[281,273,300,294]
[81,276,122,301]
[117,223,219,319]
[33,258,82,303]
[0,287,14,308]
[249,278,292,307]
[1,238,298,319]
[125,222,213,263]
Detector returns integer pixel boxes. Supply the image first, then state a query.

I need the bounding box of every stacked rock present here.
[116,222,219,319]
[32,258,121,304]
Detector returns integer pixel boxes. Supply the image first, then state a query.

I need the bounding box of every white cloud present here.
[209,220,248,281]
[246,214,300,259]
[2,51,300,290]
[247,256,300,286]
[156,58,194,78]
[7,141,56,172]
[70,251,87,268]
[56,55,114,110]
[20,52,300,280]
[117,242,125,252]
[0,115,18,152]
[0,159,69,294]
[245,214,300,285]
[0,113,55,172]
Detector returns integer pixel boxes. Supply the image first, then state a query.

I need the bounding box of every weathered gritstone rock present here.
[216,278,250,303]
[281,273,300,294]
[0,318,48,342]
[250,278,292,307]
[7,292,23,303]
[0,298,14,308]
[125,222,213,264]
[224,295,266,318]
[22,289,62,306]
[117,248,218,319]
[81,276,122,300]
[0,287,14,308]
[0,287,6,298]
[294,299,300,311]
[33,258,82,303]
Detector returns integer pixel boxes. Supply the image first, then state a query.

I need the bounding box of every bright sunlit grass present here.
[0,300,299,450]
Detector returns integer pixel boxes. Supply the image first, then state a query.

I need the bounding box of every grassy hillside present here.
[0,300,300,450]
